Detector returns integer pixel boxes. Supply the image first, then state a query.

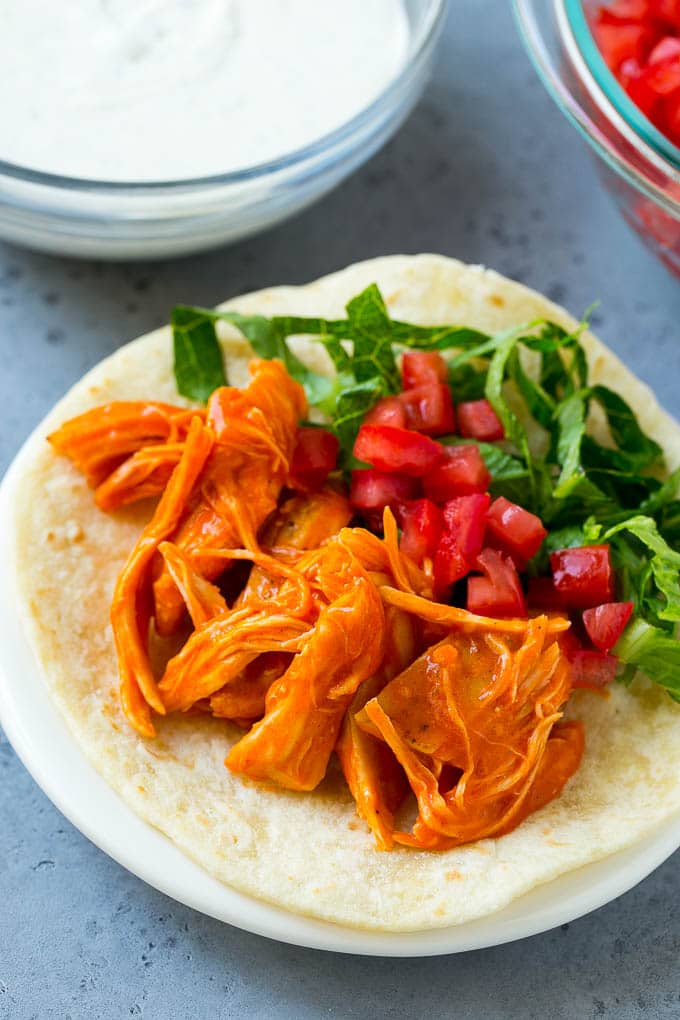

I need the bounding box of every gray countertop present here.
[2,3,680,1017]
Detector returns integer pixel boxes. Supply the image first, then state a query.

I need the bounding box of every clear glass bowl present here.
[514,0,680,277]
[0,0,446,261]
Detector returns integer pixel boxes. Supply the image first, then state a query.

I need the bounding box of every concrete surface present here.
[1,2,679,1017]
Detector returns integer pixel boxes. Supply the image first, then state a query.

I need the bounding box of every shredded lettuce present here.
[172,306,228,402]
[596,516,680,624]
[615,619,680,702]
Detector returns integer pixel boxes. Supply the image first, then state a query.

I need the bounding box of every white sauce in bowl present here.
[1,0,409,182]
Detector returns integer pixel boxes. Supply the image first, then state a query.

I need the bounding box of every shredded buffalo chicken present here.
[49,358,584,851]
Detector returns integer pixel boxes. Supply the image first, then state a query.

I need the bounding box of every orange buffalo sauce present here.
[357,618,582,850]
[49,360,584,851]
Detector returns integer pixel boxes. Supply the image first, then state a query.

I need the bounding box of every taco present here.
[7,254,680,932]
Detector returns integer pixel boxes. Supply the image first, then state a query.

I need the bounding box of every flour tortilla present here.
[9,255,680,932]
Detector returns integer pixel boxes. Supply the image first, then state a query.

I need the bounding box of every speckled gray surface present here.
[1,3,680,1017]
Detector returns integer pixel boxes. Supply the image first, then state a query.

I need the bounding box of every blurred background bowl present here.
[0,0,446,261]
[514,0,680,278]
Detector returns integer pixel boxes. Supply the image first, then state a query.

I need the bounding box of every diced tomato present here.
[550,545,615,609]
[597,1,653,22]
[593,21,651,68]
[350,469,419,511]
[353,425,443,477]
[593,3,680,144]
[644,51,680,93]
[654,0,680,27]
[442,493,490,561]
[433,534,468,593]
[401,351,448,390]
[456,399,505,442]
[289,427,339,490]
[582,601,634,652]
[649,35,680,62]
[398,384,455,436]
[527,575,566,611]
[557,626,583,661]
[569,650,619,690]
[423,445,491,502]
[467,548,527,618]
[400,499,444,564]
[362,396,408,429]
[486,497,547,564]
[433,494,490,596]
[620,57,659,115]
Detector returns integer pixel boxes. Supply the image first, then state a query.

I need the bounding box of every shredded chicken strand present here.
[226,541,386,791]
[358,619,583,849]
[197,546,314,619]
[49,401,202,489]
[151,360,306,634]
[159,605,312,712]
[379,585,571,635]
[95,443,185,511]
[335,602,416,849]
[110,416,213,737]
[157,541,227,628]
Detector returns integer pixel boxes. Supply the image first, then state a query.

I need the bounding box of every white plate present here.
[2,441,680,957]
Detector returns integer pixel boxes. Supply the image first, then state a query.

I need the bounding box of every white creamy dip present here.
[1,0,409,182]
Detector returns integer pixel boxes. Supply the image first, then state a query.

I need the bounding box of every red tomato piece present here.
[423,445,491,501]
[594,3,680,144]
[442,493,490,562]
[401,351,448,390]
[398,384,455,436]
[644,52,680,94]
[557,626,583,661]
[569,650,619,690]
[594,21,651,68]
[649,35,680,62]
[526,575,566,611]
[399,499,444,564]
[582,601,634,652]
[350,469,419,511]
[362,396,408,429]
[550,545,615,609]
[597,1,652,22]
[456,399,505,442]
[433,534,469,593]
[289,427,339,490]
[620,57,659,115]
[432,494,490,596]
[486,497,547,563]
[653,0,680,27]
[467,548,527,618]
[353,425,443,477]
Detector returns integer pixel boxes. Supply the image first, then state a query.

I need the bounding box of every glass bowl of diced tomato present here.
[514,0,680,277]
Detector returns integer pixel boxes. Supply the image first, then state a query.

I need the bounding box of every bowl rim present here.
[562,0,680,170]
[0,0,448,193]
[513,0,680,217]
